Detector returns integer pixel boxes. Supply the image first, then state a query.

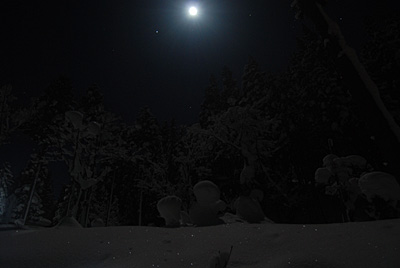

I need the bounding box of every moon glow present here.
[189,6,198,16]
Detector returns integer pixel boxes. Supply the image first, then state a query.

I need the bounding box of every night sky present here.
[1,0,399,124]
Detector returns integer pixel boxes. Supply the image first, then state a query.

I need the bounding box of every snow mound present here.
[55,216,83,229]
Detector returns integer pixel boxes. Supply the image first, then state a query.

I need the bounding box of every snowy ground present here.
[1,218,399,268]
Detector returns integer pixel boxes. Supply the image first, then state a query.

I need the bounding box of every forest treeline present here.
[1,13,399,226]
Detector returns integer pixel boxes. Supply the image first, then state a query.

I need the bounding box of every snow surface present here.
[1,219,399,268]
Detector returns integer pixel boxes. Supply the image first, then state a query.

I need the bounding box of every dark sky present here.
[1,0,399,124]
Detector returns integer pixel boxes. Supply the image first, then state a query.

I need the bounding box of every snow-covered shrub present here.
[234,196,265,223]
[91,218,105,227]
[357,172,400,219]
[315,154,370,186]
[193,180,221,206]
[189,202,223,226]
[55,216,83,228]
[189,180,226,226]
[314,154,400,221]
[249,188,264,202]
[157,195,182,227]
[358,172,400,202]
[315,167,334,185]
[234,189,272,223]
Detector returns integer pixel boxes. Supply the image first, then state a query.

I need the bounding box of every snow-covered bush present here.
[189,180,226,226]
[193,180,221,206]
[314,154,400,221]
[234,196,265,223]
[91,218,105,227]
[55,216,83,228]
[358,172,400,203]
[157,195,182,227]
[234,189,272,223]
[357,172,400,219]
[189,202,222,227]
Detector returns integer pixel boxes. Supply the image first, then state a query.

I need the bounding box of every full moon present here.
[188,6,198,16]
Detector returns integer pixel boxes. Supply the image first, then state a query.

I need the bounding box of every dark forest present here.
[1,5,400,229]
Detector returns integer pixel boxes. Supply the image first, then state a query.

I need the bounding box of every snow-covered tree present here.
[240,57,268,108]
[0,84,27,146]
[79,84,106,121]
[199,106,282,189]
[11,155,54,226]
[220,66,241,107]
[49,84,131,226]
[291,0,400,178]
[0,162,15,223]
[88,182,120,227]
[130,108,172,225]
[0,85,15,145]
[273,27,359,179]
[48,107,119,224]
[23,77,74,142]
[199,75,223,127]
[53,184,72,223]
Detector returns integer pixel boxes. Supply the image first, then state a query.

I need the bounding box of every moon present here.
[188,6,198,16]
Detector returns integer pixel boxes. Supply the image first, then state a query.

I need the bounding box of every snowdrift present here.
[1,219,399,267]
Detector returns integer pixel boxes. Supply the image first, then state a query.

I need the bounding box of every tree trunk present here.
[138,189,143,226]
[106,173,116,227]
[84,188,94,227]
[66,182,75,217]
[22,162,42,225]
[71,187,83,219]
[67,129,81,217]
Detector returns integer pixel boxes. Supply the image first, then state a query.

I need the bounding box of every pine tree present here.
[0,85,24,146]
[53,184,72,223]
[79,84,105,120]
[88,182,119,227]
[25,77,74,140]
[240,57,267,107]
[220,66,240,107]
[133,107,163,157]
[199,75,222,127]
[11,157,50,225]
